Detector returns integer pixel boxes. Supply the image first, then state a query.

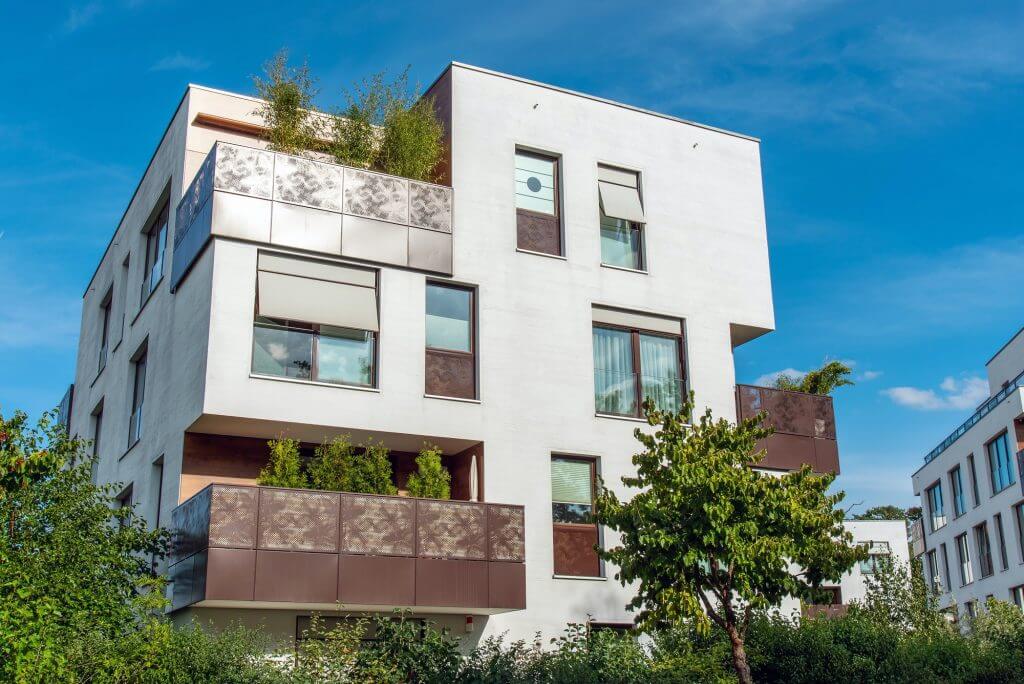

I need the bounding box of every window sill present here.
[90,364,106,388]
[424,394,481,404]
[121,438,141,461]
[132,276,164,326]
[553,574,606,582]
[992,485,1015,496]
[595,412,647,423]
[516,248,566,261]
[600,263,648,275]
[249,373,381,393]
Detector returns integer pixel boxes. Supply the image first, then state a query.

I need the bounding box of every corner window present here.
[128,346,147,447]
[987,432,1016,494]
[926,482,946,531]
[950,465,966,517]
[592,307,684,418]
[251,253,378,389]
[955,532,973,585]
[598,165,645,271]
[975,523,994,578]
[425,282,477,399]
[514,149,561,256]
[140,202,169,304]
[551,456,600,577]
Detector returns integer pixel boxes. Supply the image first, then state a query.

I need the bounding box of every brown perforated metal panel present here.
[425,349,475,399]
[553,524,600,577]
[516,210,561,255]
[209,486,258,548]
[257,489,339,552]
[488,504,525,562]
[339,493,415,556]
[416,499,487,560]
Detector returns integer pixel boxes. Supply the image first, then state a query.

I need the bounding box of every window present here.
[152,457,165,530]
[965,599,979,619]
[987,432,1016,494]
[116,484,133,528]
[98,288,113,373]
[90,406,103,484]
[926,550,942,593]
[956,532,973,585]
[927,482,947,531]
[858,541,891,574]
[515,149,561,255]
[592,307,684,418]
[1017,503,1024,562]
[1012,585,1024,610]
[975,523,994,578]
[598,165,646,271]
[424,283,476,399]
[967,454,980,506]
[140,202,169,304]
[128,346,147,447]
[950,465,966,517]
[252,253,378,389]
[995,513,1009,571]
[940,543,951,593]
[551,456,600,577]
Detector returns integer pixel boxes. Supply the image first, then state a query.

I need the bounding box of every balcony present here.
[169,484,525,615]
[171,142,454,292]
[735,385,839,474]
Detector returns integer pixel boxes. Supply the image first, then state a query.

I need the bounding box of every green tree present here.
[0,409,168,682]
[406,444,451,500]
[853,505,909,521]
[773,360,854,395]
[258,437,308,489]
[593,394,864,684]
[345,439,397,496]
[253,49,322,155]
[308,435,356,492]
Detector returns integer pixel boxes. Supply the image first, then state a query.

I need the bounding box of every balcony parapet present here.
[171,142,453,292]
[736,384,839,475]
[169,484,525,614]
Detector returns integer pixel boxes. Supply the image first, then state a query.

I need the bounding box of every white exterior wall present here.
[987,327,1024,394]
[840,520,911,604]
[71,65,777,645]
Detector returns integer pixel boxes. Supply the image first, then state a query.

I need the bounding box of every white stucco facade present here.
[69,63,785,646]
[839,520,911,605]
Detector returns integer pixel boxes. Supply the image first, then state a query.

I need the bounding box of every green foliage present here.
[852,504,909,521]
[857,560,946,633]
[593,393,864,683]
[773,361,854,395]
[0,409,169,683]
[406,444,451,500]
[307,435,357,492]
[258,437,308,489]
[253,50,321,155]
[342,439,398,496]
[377,96,444,182]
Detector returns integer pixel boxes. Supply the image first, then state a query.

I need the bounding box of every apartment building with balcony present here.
[910,327,1024,620]
[65,62,845,646]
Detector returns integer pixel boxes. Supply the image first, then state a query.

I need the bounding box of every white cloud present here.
[62,2,102,33]
[882,375,989,412]
[859,370,883,381]
[150,53,210,72]
[754,367,805,387]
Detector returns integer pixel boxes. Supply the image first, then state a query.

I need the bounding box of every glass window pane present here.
[593,326,636,415]
[252,321,312,379]
[515,152,556,215]
[600,213,641,269]
[640,334,682,414]
[318,327,374,386]
[551,458,593,505]
[426,285,471,352]
[552,502,592,524]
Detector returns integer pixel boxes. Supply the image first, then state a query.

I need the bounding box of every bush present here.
[253,50,321,156]
[258,438,308,489]
[344,439,398,496]
[406,444,451,500]
[307,435,356,493]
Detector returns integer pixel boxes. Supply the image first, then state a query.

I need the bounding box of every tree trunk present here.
[726,624,753,684]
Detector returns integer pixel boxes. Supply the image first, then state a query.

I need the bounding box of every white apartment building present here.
[911,327,1024,620]
[64,62,846,647]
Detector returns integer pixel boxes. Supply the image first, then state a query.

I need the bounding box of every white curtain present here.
[592,327,635,414]
[639,334,681,413]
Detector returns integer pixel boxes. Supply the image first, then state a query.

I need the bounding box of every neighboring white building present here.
[910,327,1024,621]
[65,62,848,647]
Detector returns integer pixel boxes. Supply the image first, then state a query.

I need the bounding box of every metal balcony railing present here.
[735,384,839,474]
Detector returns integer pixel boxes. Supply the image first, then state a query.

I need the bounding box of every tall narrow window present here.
[90,406,103,484]
[592,308,683,418]
[1017,503,1024,562]
[551,456,600,577]
[975,523,994,578]
[950,465,966,517]
[940,543,951,592]
[987,432,1016,494]
[152,457,165,530]
[140,202,169,304]
[514,150,561,256]
[252,253,379,388]
[1012,586,1024,610]
[956,532,973,585]
[926,482,946,531]
[965,600,979,619]
[98,288,112,373]
[128,347,147,447]
[118,254,130,337]
[116,484,133,528]
[926,550,942,593]
[967,454,980,506]
[424,282,476,399]
[995,513,1009,571]
[598,165,645,271]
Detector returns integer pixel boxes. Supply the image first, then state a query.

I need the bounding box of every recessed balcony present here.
[171,141,454,292]
[169,484,525,615]
[735,384,839,474]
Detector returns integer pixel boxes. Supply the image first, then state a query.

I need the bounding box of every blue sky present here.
[1,2,1022,511]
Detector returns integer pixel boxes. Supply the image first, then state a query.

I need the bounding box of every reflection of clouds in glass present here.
[267,342,288,361]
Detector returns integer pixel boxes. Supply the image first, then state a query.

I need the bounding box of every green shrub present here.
[377,96,444,182]
[253,50,321,156]
[307,435,356,492]
[258,438,308,489]
[343,439,397,496]
[406,444,451,500]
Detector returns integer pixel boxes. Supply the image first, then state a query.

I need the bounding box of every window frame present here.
[550,454,602,578]
[514,148,563,257]
[599,211,645,271]
[1011,585,1024,610]
[424,282,476,356]
[987,431,1016,495]
[955,532,974,586]
[950,464,966,518]
[592,322,686,419]
[128,343,148,448]
[995,512,1010,571]
[926,549,942,593]
[98,287,113,374]
[940,542,951,593]
[423,281,478,400]
[926,481,947,531]
[252,317,378,389]
[967,454,981,507]
[975,522,994,578]
[140,201,169,307]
